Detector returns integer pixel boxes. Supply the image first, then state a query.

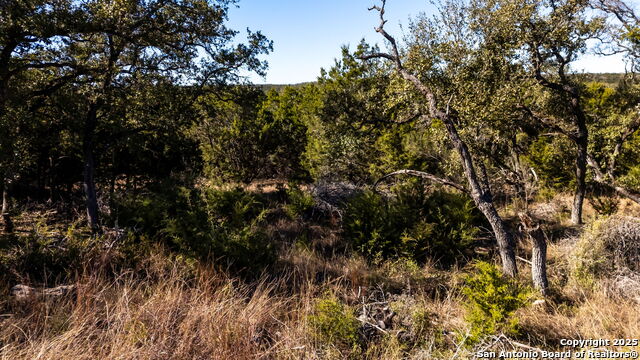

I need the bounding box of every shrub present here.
[343,190,416,261]
[0,223,91,284]
[343,181,484,266]
[524,136,574,191]
[308,294,361,352]
[462,262,529,343]
[284,184,315,219]
[619,164,640,191]
[194,87,308,183]
[570,216,640,288]
[114,186,276,275]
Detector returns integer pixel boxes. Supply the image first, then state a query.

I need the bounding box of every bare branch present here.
[519,105,577,141]
[587,153,640,204]
[374,169,468,194]
[362,1,444,119]
[359,52,397,62]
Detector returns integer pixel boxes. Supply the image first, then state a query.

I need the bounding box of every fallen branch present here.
[587,154,640,204]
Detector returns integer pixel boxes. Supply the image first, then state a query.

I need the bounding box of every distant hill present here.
[251,73,634,92]
[256,82,313,92]
[579,73,634,87]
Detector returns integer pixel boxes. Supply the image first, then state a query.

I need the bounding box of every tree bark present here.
[572,137,587,225]
[518,213,548,295]
[2,178,13,233]
[83,102,99,232]
[530,230,548,296]
[571,98,589,225]
[441,118,518,277]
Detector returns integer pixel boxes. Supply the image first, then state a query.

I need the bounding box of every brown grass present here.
[3,198,640,359]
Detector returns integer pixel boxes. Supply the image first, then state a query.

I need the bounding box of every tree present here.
[585,1,640,203]
[39,0,272,231]
[302,45,400,183]
[193,86,307,183]
[0,0,81,231]
[593,0,640,73]
[584,81,640,203]
[362,0,518,276]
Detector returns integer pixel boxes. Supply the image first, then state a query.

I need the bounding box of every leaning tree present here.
[362,0,519,276]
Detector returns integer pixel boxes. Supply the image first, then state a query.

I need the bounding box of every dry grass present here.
[0,243,467,360]
[3,199,640,359]
[1,263,291,359]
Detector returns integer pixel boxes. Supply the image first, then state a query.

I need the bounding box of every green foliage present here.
[524,136,574,191]
[309,294,361,351]
[301,44,414,183]
[114,185,275,275]
[462,262,529,343]
[284,184,315,219]
[343,182,484,267]
[619,164,640,190]
[0,223,91,284]
[194,86,308,183]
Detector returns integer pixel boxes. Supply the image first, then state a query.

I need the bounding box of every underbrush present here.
[1,188,640,359]
[570,215,640,291]
[343,181,486,267]
[112,185,278,275]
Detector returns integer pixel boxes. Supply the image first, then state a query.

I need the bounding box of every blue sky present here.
[228,0,638,85]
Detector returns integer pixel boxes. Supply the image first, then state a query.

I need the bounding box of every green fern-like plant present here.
[462,262,529,344]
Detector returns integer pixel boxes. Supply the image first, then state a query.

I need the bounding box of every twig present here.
[451,330,470,359]
[356,317,388,334]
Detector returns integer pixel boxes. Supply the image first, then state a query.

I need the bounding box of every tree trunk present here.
[361,4,517,276]
[83,102,99,232]
[2,178,13,233]
[518,213,548,295]
[474,196,519,277]
[570,97,589,225]
[441,118,518,277]
[571,138,587,225]
[530,229,548,296]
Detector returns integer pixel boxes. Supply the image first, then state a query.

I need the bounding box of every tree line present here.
[2,0,640,294]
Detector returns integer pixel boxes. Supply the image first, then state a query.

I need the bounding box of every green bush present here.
[343,181,484,266]
[284,184,315,219]
[309,294,361,352]
[194,87,308,183]
[524,136,574,191]
[462,262,529,343]
[114,186,275,275]
[0,223,91,284]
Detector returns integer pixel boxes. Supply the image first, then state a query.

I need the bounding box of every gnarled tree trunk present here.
[531,230,548,296]
[519,213,548,295]
[571,105,589,225]
[442,119,518,277]
[572,136,587,225]
[363,0,518,276]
